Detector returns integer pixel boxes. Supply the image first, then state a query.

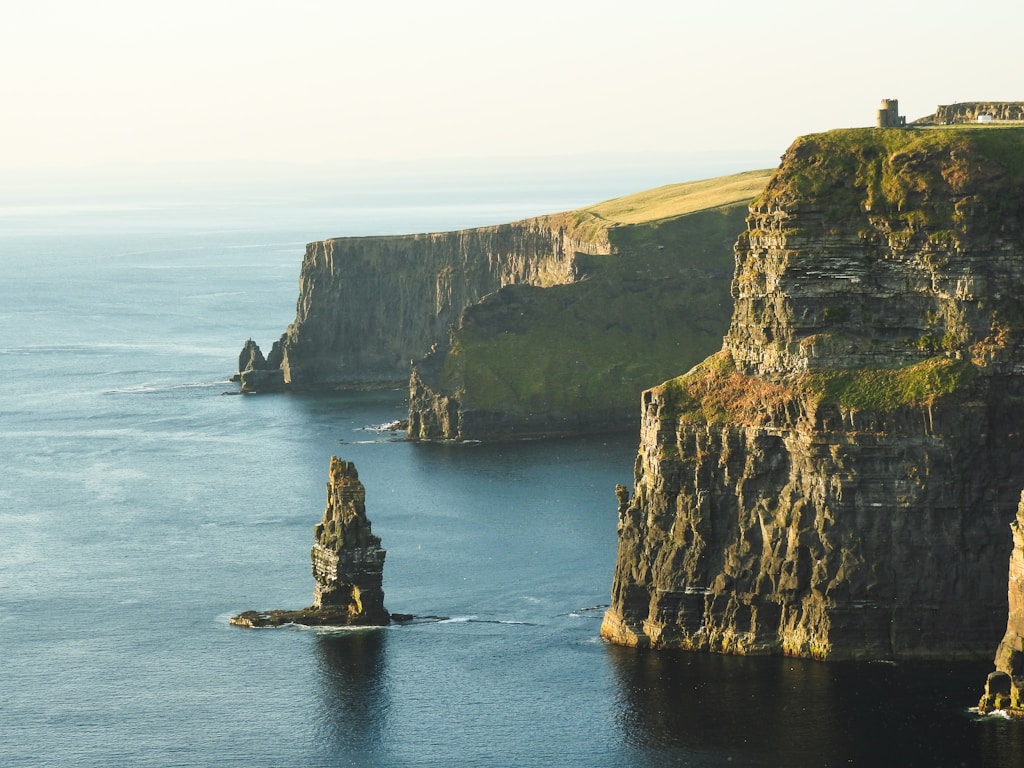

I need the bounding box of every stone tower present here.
[876,98,906,128]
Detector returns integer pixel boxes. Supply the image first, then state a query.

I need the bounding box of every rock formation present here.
[602,126,1024,660]
[916,101,1024,125]
[979,492,1024,716]
[231,338,285,392]
[230,457,390,627]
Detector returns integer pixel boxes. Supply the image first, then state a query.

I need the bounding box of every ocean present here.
[2,164,1023,767]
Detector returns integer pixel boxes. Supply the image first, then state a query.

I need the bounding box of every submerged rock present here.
[230,457,390,628]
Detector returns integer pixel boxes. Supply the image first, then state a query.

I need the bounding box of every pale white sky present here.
[2,0,1022,176]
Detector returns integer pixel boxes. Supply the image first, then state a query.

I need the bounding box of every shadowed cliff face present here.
[603,126,1024,660]
[276,217,609,388]
[407,204,748,440]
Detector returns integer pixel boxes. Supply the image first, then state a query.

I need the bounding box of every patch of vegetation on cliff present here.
[758,126,1024,234]
[654,351,799,426]
[586,170,774,225]
[804,357,979,410]
[446,287,724,414]
[655,352,979,424]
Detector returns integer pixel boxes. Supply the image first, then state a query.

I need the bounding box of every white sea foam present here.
[359,421,406,433]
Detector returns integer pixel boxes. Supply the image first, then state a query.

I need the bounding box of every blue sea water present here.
[3,170,1024,767]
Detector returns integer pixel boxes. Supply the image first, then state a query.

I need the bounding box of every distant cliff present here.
[262,215,610,389]
[602,126,1024,660]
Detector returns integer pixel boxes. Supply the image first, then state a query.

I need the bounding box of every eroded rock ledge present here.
[231,457,390,628]
[602,126,1024,660]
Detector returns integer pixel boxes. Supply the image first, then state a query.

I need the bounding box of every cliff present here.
[231,456,390,627]
[242,213,613,390]
[602,126,1024,660]
[407,172,771,440]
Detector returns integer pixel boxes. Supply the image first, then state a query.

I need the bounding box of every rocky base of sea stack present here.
[230,606,402,628]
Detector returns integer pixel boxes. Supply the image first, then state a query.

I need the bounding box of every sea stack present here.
[979,492,1024,716]
[231,456,390,627]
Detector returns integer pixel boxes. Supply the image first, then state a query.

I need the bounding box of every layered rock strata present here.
[230,456,390,627]
[602,126,1024,660]
[239,216,611,391]
[979,492,1024,716]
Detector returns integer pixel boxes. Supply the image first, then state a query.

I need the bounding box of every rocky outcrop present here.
[602,126,1024,660]
[232,338,286,393]
[241,215,612,390]
[918,102,1024,125]
[231,457,390,627]
[979,492,1024,716]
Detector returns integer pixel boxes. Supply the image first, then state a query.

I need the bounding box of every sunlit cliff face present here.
[603,127,1024,661]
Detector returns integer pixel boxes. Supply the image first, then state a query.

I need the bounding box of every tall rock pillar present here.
[230,456,390,628]
[310,457,389,624]
[979,492,1024,716]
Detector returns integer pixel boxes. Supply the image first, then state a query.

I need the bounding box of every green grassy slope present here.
[428,172,773,427]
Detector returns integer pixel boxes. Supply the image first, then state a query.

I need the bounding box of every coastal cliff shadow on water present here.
[312,631,391,760]
[605,647,1024,768]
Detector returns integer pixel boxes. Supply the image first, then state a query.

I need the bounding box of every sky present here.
[2,0,1023,183]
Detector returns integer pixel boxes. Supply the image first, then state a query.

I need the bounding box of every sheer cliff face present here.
[603,127,1024,660]
[278,217,609,387]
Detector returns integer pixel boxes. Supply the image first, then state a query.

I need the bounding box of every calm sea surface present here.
[2,173,1023,767]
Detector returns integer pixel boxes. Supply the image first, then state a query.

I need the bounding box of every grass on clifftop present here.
[583,169,774,225]
[757,125,1024,231]
[555,169,772,243]
[656,351,979,424]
